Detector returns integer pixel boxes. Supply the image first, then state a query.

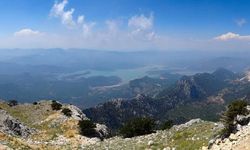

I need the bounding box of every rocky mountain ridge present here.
[84,68,250,130]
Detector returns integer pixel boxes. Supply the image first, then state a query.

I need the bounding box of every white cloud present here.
[14,28,43,37]
[77,15,84,24]
[215,32,250,41]
[128,13,154,30]
[128,13,153,31]
[50,0,75,27]
[127,13,157,42]
[236,18,247,27]
[51,0,95,37]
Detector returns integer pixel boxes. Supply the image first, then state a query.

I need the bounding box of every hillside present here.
[85,119,223,150]
[0,100,109,149]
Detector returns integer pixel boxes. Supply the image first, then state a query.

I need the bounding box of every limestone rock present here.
[95,123,110,139]
[236,114,250,126]
[229,134,237,141]
[147,140,154,146]
[67,105,88,121]
[0,109,35,138]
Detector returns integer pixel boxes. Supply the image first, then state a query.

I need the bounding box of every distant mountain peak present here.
[212,68,235,80]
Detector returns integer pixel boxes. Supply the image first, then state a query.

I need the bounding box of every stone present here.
[246,105,250,111]
[147,140,154,146]
[201,146,207,150]
[236,114,250,126]
[95,124,110,139]
[229,134,237,141]
[208,139,215,148]
[236,124,242,131]
[163,147,171,150]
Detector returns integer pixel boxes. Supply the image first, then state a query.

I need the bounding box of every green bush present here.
[220,100,248,138]
[61,108,72,117]
[119,117,155,138]
[51,101,62,110]
[78,120,98,138]
[161,120,174,130]
[8,100,18,107]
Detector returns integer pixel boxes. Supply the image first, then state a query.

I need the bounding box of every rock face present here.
[0,109,34,138]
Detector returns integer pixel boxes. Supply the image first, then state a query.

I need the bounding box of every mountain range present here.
[83,68,250,130]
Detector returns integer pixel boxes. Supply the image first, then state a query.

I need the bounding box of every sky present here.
[0,0,250,51]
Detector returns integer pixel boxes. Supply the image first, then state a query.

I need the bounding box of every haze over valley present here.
[0,49,250,108]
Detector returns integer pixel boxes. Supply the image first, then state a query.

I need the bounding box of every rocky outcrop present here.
[0,109,34,138]
[67,104,88,121]
[65,104,110,138]
[172,118,203,130]
[95,124,110,139]
[207,122,250,150]
[207,105,250,150]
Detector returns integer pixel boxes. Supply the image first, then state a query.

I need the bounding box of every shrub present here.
[119,117,155,138]
[161,120,174,130]
[33,102,38,105]
[51,101,62,110]
[62,108,72,117]
[78,120,98,138]
[220,100,248,138]
[8,100,18,107]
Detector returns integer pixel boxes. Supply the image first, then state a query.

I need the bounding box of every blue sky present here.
[0,0,249,50]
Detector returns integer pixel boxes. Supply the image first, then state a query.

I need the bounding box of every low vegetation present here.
[51,100,62,110]
[78,120,98,138]
[161,120,174,130]
[119,117,155,138]
[8,100,18,107]
[61,108,72,117]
